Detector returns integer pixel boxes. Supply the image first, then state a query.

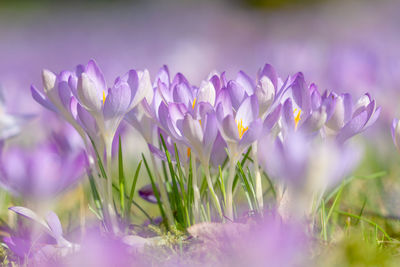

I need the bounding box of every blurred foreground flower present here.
[0,141,86,200]
[0,87,34,141]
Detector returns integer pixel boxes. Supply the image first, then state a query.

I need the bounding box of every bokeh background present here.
[2,0,400,229]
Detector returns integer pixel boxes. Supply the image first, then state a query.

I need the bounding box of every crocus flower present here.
[258,131,360,220]
[391,118,400,152]
[0,141,86,200]
[4,207,75,265]
[217,94,263,160]
[333,92,381,143]
[31,69,85,138]
[0,88,34,141]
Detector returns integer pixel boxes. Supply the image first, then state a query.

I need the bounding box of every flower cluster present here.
[27,60,380,224]
[0,60,384,266]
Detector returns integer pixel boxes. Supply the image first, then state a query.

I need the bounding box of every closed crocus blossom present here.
[70,60,153,147]
[391,118,400,152]
[334,93,381,143]
[31,69,84,138]
[0,142,86,200]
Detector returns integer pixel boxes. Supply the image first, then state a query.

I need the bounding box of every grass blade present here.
[142,153,169,229]
[126,160,142,220]
[118,136,126,218]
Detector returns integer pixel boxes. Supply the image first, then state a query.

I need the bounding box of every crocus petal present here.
[300,107,327,133]
[364,106,381,129]
[215,88,233,119]
[45,211,64,240]
[42,69,57,93]
[282,98,295,131]
[220,115,240,142]
[31,85,57,112]
[202,112,218,158]
[310,89,321,111]
[336,110,369,143]
[9,206,51,233]
[132,69,153,108]
[103,83,131,120]
[154,65,170,87]
[77,104,98,137]
[236,71,255,95]
[182,114,204,157]
[258,63,278,91]
[77,73,103,112]
[57,81,72,110]
[197,80,216,106]
[85,59,106,92]
[239,119,263,152]
[139,184,159,203]
[210,133,227,167]
[236,95,259,127]
[227,80,246,110]
[392,119,400,151]
[291,73,311,114]
[263,104,282,130]
[342,93,353,124]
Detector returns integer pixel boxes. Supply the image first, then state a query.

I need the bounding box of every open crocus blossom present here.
[0,141,86,200]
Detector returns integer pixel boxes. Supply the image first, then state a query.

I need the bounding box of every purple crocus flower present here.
[258,131,360,220]
[4,207,75,265]
[31,69,85,139]
[391,118,400,152]
[333,92,381,143]
[0,88,34,141]
[0,141,86,200]
[217,94,263,160]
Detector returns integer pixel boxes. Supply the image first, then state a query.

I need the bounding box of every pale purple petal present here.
[103,82,131,120]
[227,80,245,110]
[258,64,278,91]
[31,85,57,112]
[85,59,106,92]
[236,71,255,95]
[220,115,239,142]
[239,119,263,152]
[236,95,259,127]
[336,110,369,143]
[263,104,282,130]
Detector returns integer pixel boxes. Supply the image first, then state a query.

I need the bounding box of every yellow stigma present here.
[293,108,302,130]
[187,147,191,158]
[192,98,197,109]
[102,91,106,105]
[236,119,249,139]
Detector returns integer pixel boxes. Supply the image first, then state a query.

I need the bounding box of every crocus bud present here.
[392,119,400,152]
[42,69,57,93]
[256,76,275,117]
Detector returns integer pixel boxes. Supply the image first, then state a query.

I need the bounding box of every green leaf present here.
[126,160,142,220]
[142,153,169,229]
[118,136,126,218]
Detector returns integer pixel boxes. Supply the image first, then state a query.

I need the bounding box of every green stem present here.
[150,153,174,226]
[191,155,201,222]
[226,159,236,220]
[203,163,223,220]
[252,143,263,213]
